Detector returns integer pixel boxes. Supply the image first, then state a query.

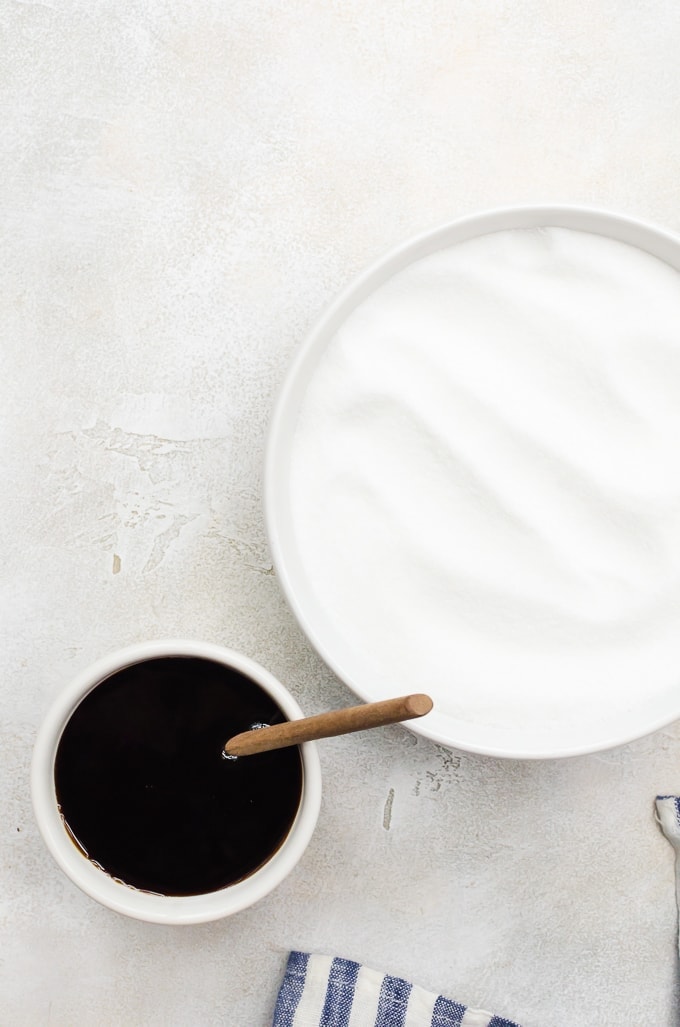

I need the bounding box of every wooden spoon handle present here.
[224,693,433,757]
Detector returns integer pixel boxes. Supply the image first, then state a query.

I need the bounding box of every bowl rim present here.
[264,203,680,759]
[31,639,322,923]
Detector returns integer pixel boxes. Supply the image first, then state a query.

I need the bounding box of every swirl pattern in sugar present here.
[289,227,680,737]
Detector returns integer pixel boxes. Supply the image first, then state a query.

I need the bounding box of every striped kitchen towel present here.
[273,951,521,1027]
[656,795,680,956]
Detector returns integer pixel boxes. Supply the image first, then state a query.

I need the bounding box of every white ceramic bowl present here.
[265,205,680,759]
[31,640,322,923]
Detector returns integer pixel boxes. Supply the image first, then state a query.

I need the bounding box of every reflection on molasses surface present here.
[55,657,303,896]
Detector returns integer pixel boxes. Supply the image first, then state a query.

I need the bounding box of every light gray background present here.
[2,2,680,1024]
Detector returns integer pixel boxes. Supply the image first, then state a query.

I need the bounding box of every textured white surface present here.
[2,2,680,1025]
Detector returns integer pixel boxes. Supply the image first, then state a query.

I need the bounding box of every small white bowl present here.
[31,640,322,924]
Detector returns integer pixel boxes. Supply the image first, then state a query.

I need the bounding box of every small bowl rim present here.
[31,640,322,923]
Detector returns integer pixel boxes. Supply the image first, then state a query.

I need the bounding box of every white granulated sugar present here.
[289,228,680,735]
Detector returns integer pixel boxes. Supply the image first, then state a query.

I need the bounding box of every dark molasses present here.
[54,656,303,896]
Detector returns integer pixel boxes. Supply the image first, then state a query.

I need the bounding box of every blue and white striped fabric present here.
[273,952,521,1027]
[656,795,680,956]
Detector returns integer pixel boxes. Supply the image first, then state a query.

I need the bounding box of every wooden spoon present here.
[224,693,433,757]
